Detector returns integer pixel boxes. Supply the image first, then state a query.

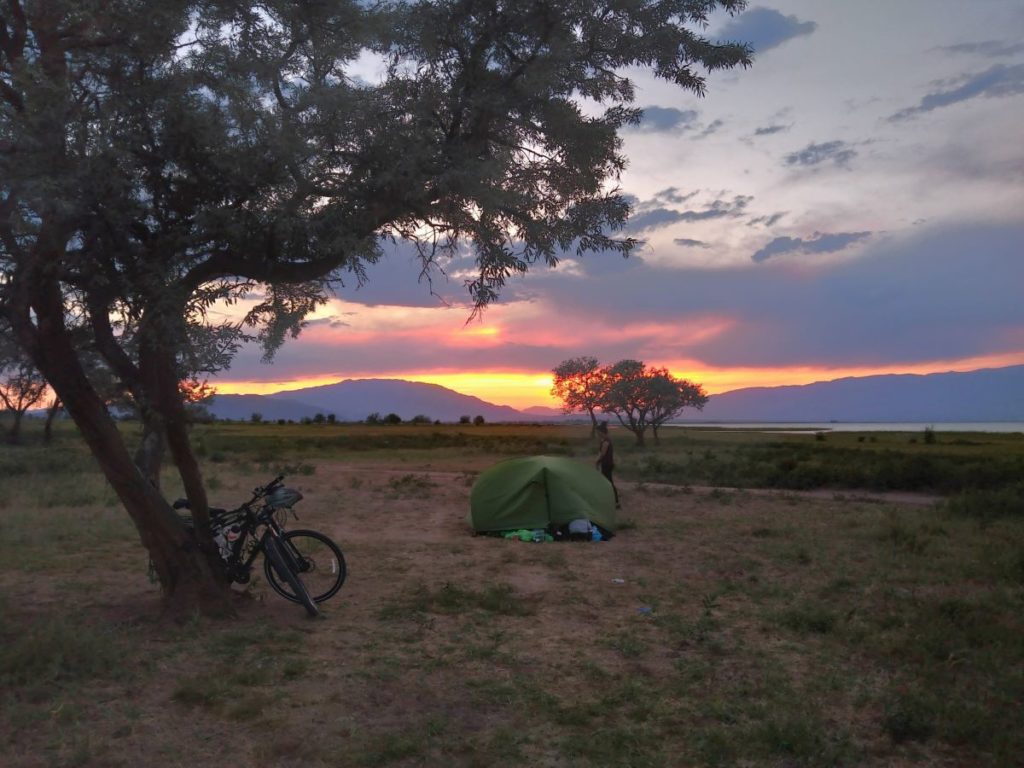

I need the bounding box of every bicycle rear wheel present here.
[269,530,346,604]
[264,536,319,617]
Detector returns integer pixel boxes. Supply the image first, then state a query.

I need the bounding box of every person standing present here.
[595,421,620,508]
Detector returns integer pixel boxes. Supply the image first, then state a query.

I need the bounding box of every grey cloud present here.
[747,212,786,228]
[331,239,469,308]
[891,63,1024,121]
[305,317,351,329]
[627,208,690,232]
[937,40,1024,58]
[754,124,790,136]
[654,187,700,205]
[673,238,712,249]
[752,231,871,263]
[627,194,753,232]
[503,223,1024,369]
[633,106,699,132]
[784,140,857,168]
[717,7,817,54]
[695,119,725,139]
[217,224,1024,383]
[224,332,573,382]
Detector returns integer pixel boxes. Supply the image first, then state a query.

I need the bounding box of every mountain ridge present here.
[690,365,1024,422]
[206,365,1024,423]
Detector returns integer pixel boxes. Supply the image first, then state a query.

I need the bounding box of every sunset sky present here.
[211,1,1024,410]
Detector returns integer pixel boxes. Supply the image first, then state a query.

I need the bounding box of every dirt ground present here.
[1,456,1013,768]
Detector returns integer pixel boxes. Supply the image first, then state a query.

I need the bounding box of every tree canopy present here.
[1,0,751,614]
[552,357,708,445]
[551,355,603,434]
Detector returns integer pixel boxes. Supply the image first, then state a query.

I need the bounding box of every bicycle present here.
[171,475,346,617]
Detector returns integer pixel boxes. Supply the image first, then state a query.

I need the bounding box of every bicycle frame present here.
[216,479,302,583]
[170,475,332,616]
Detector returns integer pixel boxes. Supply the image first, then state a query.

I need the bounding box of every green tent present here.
[468,455,617,533]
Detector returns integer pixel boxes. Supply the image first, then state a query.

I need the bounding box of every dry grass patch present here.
[1,431,1022,767]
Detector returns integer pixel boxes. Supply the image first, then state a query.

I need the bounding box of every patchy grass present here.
[1,424,1022,767]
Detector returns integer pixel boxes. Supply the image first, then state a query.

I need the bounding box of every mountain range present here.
[206,365,1024,424]
[208,379,534,423]
[690,365,1024,423]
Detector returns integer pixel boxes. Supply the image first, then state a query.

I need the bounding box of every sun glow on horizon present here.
[209,350,1024,411]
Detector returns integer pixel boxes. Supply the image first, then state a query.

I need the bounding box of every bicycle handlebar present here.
[251,474,286,501]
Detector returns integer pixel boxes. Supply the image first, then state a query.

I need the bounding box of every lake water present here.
[669,422,1024,434]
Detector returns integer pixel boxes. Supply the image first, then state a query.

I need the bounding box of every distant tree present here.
[277,419,286,425]
[410,414,432,425]
[459,416,472,425]
[366,413,382,425]
[327,414,336,425]
[250,412,263,424]
[0,335,47,444]
[551,356,604,436]
[599,360,651,446]
[645,368,709,444]
[598,361,708,445]
[473,415,486,426]
[313,413,326,424]
[384,413,403,425]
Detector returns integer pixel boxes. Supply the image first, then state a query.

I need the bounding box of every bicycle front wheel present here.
[265,530,346,604]
[264,536,319,617]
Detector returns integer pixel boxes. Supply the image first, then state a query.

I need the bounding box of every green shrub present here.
[947,482,1024,521]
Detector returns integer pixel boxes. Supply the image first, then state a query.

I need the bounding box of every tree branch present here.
[85,291,142,393]
[182,251,347,293]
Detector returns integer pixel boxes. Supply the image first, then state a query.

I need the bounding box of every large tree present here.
[645,366,708,444]
[598,359,652,445]
[551,355,604,435]
[1,0,751,614]
[598,360,708,445]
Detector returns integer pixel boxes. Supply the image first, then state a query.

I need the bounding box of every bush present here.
[947,482,1024,522]
[384,413,402,425]
[459,415,471,424]
[473,415,486,426]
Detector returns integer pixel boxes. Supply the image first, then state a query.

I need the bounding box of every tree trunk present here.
[133,410,165,491]
[43,396,61,444]
[138,319,218,553]
[6,408,25,444]
[586,408,598,438]
[14,278,234,618]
